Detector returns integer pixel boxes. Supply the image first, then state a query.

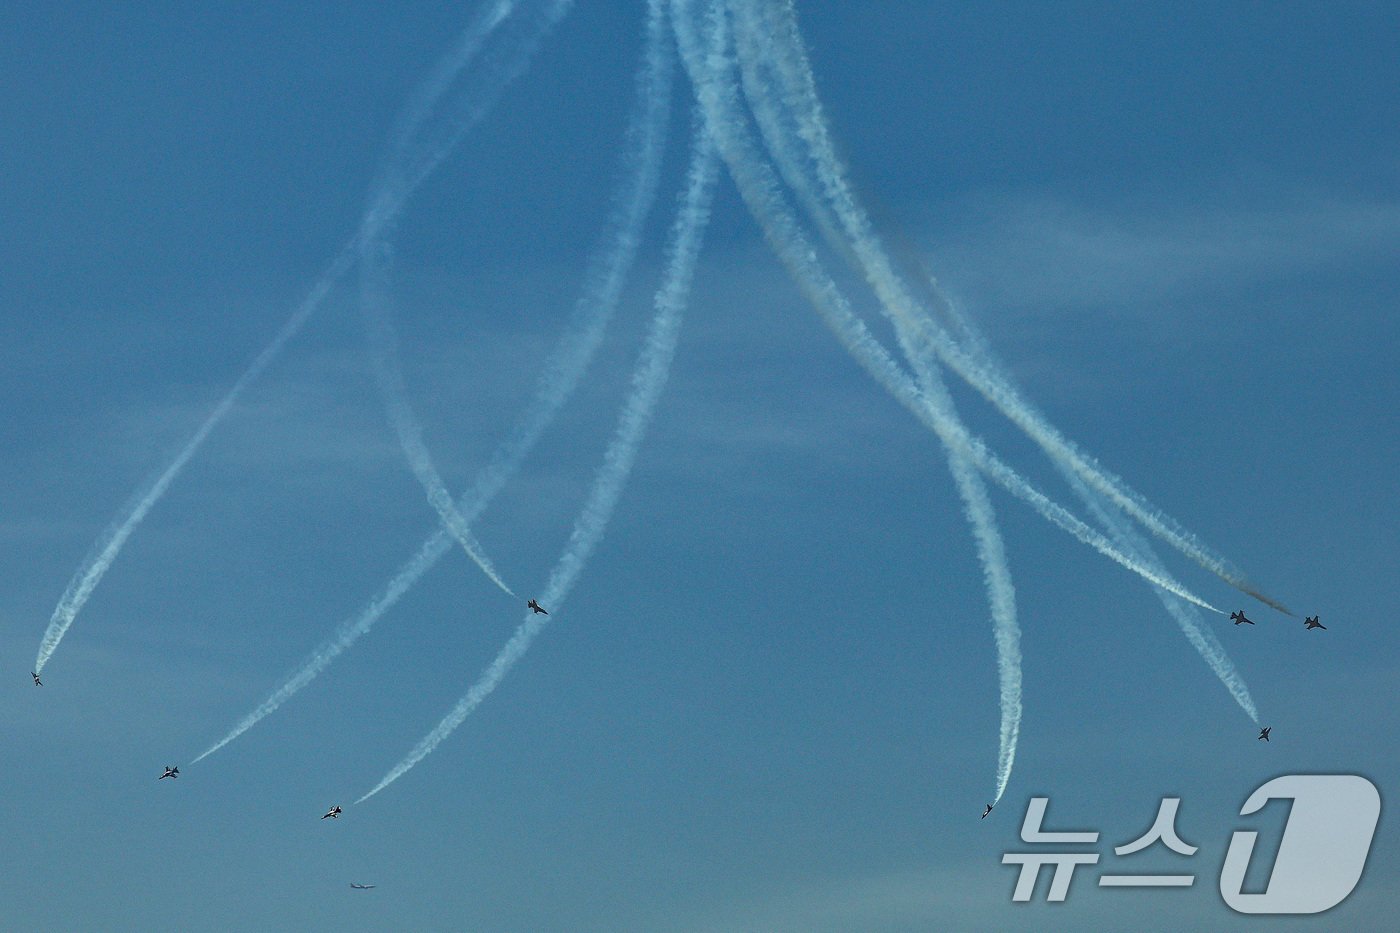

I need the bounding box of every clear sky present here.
[3,2,1397,930]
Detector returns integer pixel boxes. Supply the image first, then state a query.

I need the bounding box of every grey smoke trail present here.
[33,0,548,676]
[729,0,1022,803]
[356,123,720,805]
[672,0,1221,614]
[193,0,674,763]
[736,0,1289,616]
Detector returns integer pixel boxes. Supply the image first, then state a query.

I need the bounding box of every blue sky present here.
[3,2,1398,930]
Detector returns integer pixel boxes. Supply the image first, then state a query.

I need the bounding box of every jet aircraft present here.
[31,671,41,686]
[1230,611,1255,626]
[349,884,376,890]
[981,803,994,820]
[322,806,343,820]
[1304,616,1326,630]
[1258,727,1271,742]
[159,766,179,780]
[527,599,548,615]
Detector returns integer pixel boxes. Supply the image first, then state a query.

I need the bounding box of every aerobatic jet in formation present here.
[1258,727,1271,742]
[527,599,548,615]
[159,766,179,780]
[1230,611,1255,626]
[981,803,994,820]
[322,806,343,820]
[349,884,376,890]
[30,671,41,686]
[1304,616,1326,630]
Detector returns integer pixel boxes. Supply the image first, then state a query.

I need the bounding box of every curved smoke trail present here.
[729,0,1022,804]
[1066,469,1260,721]
[356,121,720,805]
[355,0,590,600]
[360,240,517,598]
[733,0,1289,616]
[673,0,1221,612]
[33,0,556,676]
[193,0,674,763]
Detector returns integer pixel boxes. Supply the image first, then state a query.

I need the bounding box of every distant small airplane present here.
[1304,616,1326,630]
[30,671,41,687]
[322,805,343,820]
[527,599,548,615]
[349,883,376,890]
[1258,727,1271,742]
[159,766,179,780]
[1231,611,1255,626]
[981,803,994,820]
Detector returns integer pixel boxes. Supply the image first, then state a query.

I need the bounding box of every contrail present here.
[32,0,554,676]
[193,0,674,763]
[673,0,1222,613]
[729,0,1021,803]
[356,120,720,805]
[732,0,1290,616]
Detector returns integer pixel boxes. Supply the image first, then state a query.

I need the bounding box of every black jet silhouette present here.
[527,599,548,615]
[159,766,179,780]
[322,805,343,820]
[1258,727,1271,742]
[981,803,994,820]
[1231,611,1255,626]
[349,883,376,890]
[1304,616,1326,630]
[31,671,41,686]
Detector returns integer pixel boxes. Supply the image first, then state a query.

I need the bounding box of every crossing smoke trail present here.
[32,0,556,676]
[193,0,674,763]
[361,240,517,598]
[744,0,1260,728]
[672,0,1222,615]
[735,0,1255,743]
[357,0,594,600]
[933,289,1261,722]
[1067,469,1260,721]
[729,0,1022,804]
[734,0,1290,617]
[356,123,720,805]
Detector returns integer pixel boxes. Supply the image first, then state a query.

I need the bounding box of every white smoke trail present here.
[946,452,1022,804]
[360,238,517,598]
[735,0,1252,746]
[193,0,675,763]
[356,123,720,805]
[34,247,353,675]
[356,0,593,599]
[33,0,555,676]
[673,0,1222,614]
[729,0,1022,803]
[736,0,1289,616]
[1066,469,1260,721]
[932,289,1260,722]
